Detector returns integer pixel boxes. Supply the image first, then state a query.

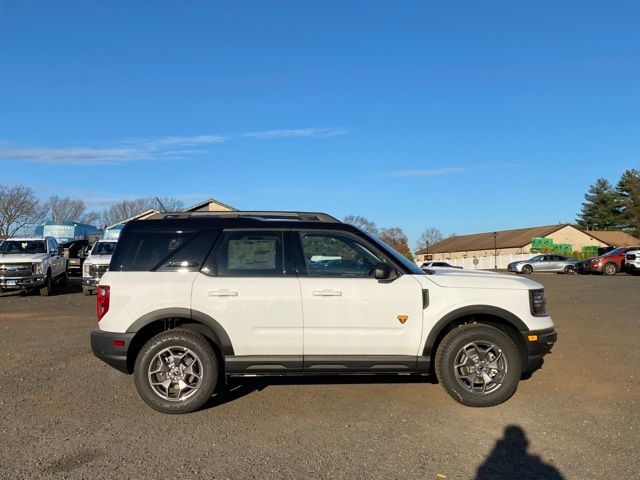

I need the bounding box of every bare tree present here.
[415,227,444,252]
[343,215,380,236]
[0,184,43,236]
[379,226,414,261]
[100,197,184,227]
[43,196,99,224]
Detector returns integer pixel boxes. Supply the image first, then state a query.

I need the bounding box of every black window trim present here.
[292,228,404,279]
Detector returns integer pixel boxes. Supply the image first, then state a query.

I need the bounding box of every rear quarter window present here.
[115,230,220,272]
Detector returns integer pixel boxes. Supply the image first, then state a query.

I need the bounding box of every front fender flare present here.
[422,305,528,356]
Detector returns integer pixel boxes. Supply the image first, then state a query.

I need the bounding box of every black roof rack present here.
[146,211,341,223]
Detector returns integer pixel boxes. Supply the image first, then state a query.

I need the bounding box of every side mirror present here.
[374,261,393,280]
[51,250,58,256]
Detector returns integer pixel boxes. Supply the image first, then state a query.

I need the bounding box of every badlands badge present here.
[397,315,409,324]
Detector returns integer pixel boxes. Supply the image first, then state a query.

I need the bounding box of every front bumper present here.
[625,263,639,272]
[90,329,136,374]
[0,275,45,289]
[82,276,100,287]
[522,328,557,371]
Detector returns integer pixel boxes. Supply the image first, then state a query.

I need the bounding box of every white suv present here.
[625,250,640,275]
[82,239,118,295]
[91,211,557,413]
[0,236,67,296]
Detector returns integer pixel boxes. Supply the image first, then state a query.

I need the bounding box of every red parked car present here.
[575,247,640,275]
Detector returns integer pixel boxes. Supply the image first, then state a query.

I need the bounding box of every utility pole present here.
[493,231,498,269]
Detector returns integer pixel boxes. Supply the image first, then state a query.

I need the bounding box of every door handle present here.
[208,289,238,297]
[312,289,342,297]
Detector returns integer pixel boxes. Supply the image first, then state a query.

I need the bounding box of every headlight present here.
[32,263,44,274]
[83,263,91,276]
[530,289,547,317]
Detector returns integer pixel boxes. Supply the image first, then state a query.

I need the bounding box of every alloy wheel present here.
[454,341,508,395]
[147,346,203,401]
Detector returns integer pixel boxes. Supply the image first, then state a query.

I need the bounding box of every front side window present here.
[217,231,283,276]
[300,232,380,277]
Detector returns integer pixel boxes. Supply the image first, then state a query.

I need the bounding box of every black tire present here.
[435,324,522,407]
[521,264,533,274]
[602,262,618,276]
[59,270,69,288]
[134,329,218,414]
[38,272,53,296]
[563,265,575,274]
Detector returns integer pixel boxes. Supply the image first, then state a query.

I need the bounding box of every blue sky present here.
[1,1,638,245]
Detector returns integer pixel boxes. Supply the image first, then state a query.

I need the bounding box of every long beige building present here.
[415,224,640,262]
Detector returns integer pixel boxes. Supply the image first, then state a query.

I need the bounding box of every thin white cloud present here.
[386,167,466,178]
[240,127,347,139]
[0,127,346,165]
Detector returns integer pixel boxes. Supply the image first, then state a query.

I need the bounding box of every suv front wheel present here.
[435,324,522,407]
[134,329,218,414]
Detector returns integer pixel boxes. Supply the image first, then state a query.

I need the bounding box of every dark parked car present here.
[575,247,640,276]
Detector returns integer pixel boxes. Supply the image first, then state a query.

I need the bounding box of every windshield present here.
[530,255,544,262]
[601,248,623,257]
[92,242,116,255]
[0,240,46,254]
[372,236,424,274]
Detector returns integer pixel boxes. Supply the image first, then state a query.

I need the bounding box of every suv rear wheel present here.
[134,329,218,414]
[435,324,522,407]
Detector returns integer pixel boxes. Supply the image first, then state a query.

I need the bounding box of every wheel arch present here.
[125,308,234,373]
[423,305,528,369]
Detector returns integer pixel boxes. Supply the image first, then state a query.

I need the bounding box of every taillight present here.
[97,285,110,321]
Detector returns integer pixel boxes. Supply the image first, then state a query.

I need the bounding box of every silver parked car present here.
[508,255,577,274]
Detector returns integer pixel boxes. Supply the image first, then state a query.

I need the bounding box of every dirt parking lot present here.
[1,274,639,479]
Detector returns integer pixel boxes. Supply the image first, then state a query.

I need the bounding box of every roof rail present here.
[146,211,341,223]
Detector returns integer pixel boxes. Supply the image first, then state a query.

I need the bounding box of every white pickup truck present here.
[0,237,68,296]
[82,239,117,295]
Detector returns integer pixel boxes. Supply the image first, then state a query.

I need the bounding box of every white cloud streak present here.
[0,128,346,165]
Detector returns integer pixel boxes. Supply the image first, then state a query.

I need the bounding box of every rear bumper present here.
[522,328,557,371]
[90,329,135,374]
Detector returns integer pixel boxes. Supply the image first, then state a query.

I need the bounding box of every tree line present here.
[576,169,640,236]
[0,183,184,237]
[342,215,453,261]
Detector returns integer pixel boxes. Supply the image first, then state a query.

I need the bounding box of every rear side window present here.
[122,231,195,271]
[216,231,284,276]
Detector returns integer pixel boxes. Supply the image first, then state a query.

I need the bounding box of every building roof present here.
[184,198,237,212]
[586,230,640,247]
[106,209,160,230]
[415,224,571,255]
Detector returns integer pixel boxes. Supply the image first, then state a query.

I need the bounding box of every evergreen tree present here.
[616,169,640,236]
[576,178,623,230]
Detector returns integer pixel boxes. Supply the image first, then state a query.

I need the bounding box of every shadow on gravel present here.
[476,425,563,480]
[204,374,438,410]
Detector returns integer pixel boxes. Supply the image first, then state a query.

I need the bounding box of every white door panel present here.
[191,275,303,356]
[300,275,424,355]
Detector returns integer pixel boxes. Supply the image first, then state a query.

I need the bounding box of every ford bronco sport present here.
[90,211,557,413]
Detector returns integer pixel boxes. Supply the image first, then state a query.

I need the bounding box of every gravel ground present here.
[1,274,639,479]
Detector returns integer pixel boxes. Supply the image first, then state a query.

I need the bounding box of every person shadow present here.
[475,425,564,480]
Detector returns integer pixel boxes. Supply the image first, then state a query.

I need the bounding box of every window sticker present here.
[228,238,277,270]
